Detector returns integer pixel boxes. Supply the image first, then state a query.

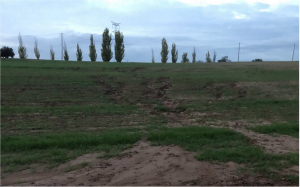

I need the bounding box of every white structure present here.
[111,21,121,33]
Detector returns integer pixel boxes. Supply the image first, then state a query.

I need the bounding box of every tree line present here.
[1,32,235,63]
[0,29,125,62]
[155,37,231,63]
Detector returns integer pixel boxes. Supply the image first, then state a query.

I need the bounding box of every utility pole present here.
[61,33,63,60]
[111,21,121,33]
[292,44,295,61]
[111,21,121,62]
[111,21,121,41]
[238,43,240,62]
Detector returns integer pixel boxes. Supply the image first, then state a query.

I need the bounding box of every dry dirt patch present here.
[2,141,287,186]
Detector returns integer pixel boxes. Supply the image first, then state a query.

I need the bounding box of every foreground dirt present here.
[2,141,294,186]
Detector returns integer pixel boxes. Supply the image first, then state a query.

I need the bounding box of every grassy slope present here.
[1,58,299,183]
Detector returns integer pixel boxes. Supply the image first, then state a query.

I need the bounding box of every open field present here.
[1,59,299,186]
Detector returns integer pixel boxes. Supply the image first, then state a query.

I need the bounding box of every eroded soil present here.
[2,142,293,186]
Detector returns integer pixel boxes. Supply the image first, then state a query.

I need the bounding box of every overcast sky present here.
[0,0,299,62]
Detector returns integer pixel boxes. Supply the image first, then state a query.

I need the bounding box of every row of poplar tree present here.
[155,37,217,63]
[17,28,125,62]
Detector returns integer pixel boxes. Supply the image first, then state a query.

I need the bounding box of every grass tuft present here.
[2,130,141,152]
[154,105,171,112]
[247,122,299,138]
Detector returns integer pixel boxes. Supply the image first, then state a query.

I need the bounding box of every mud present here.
[2,142,291,186]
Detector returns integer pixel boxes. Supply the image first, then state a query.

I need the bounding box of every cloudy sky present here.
[0,0,299,62]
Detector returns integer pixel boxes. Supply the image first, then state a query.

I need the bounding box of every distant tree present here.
[196,60,203,63]
[192,47,196,63]
[151,48,155,63]
[206,51,212,63]
[50,46,55,60]
[218,56,231,62]
[213,50,217,63]
[171,43,178,63]
[1,46,15,58]
[252,59,263,62]
[63,42,69,61]
[89,34,97,62]
[76,43,83,61]
[160,37,169,63]
[34,38,40,60]
[101,28,113,62]
[114,31,125,62]
[18,33,27,59]
[181,52,189,63]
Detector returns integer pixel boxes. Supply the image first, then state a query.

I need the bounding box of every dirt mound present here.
[3,141,291,186]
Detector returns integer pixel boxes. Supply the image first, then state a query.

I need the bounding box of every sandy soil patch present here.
[2,141,288,186]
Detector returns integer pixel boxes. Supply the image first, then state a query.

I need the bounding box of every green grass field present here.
[1,58,299,184]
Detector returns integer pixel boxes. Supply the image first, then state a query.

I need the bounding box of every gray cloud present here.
[0,1,298,62]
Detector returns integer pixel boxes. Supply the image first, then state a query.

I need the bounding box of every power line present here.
[61,33,63,60]
[292,44,295,61]
[238,43,240,62]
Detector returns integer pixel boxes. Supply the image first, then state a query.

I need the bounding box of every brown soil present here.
[92,75,124,103]
[2,142,291,186]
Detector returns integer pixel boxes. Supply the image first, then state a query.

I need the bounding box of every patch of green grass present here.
[287,175,299,184]
[148,126,248,151]
[186,99,298,122]
[1,130,141,173]
[247,122,299,138]
[1,104,138,116]
[154,105,171,112]
[148,126,299,177]
[2,130,141,152]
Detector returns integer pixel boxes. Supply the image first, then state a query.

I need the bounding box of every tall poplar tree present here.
[76,43,83,61]
[171,43,178,63]
[192,47,196,63]
[101,28,113,62]
[63,42,69,61]
[206,51,212,63]
[114,31,125,62]
[89,34,97,61]
[160,38,169,63]
[18,33,28,59]
[34,37,40,60]
[213,50,217,62]
[152,48,155,63]
[50,46,55,60]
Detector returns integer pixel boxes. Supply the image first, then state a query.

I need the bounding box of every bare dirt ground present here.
[2,141,292,186]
